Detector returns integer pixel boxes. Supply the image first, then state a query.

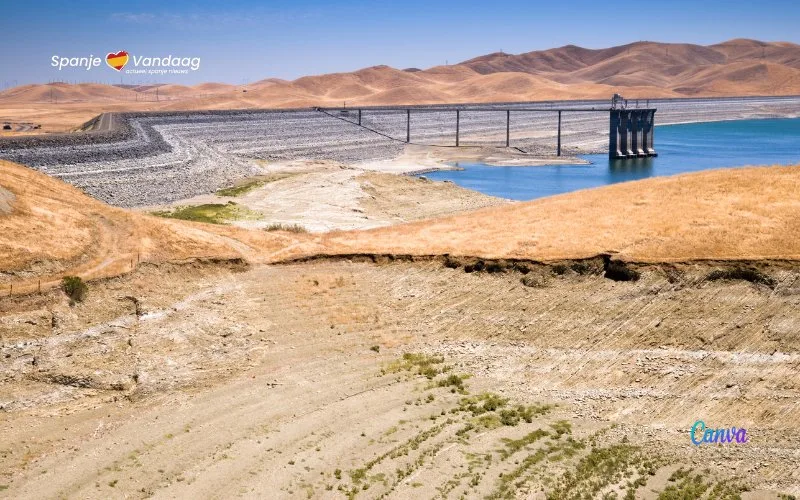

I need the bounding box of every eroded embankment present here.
[278,251,790,288]
[5,254,798,408]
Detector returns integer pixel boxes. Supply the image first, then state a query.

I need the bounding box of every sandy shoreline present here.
[358,144,590,174]
[146,159,508,232]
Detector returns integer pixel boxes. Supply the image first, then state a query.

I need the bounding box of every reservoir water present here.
[422,118,800,200]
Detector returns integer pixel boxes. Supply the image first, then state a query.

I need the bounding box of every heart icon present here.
[106,51,129,71]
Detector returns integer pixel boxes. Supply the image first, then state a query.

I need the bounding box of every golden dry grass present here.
[0,160,313,293]
[312,165,800,262]
[2,160,800,296]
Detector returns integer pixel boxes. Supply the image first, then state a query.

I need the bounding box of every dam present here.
[3,96,798,208]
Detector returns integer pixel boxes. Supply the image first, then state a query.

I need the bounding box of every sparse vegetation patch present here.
[264,223,308,233]
[215,174,293,197]
[216,180,266,197]
[152,202,261,224]
[385,352,448,379]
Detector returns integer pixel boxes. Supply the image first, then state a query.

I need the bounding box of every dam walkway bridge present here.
[317,100,657,159]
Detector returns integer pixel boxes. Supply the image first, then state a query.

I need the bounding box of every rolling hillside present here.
[0,39,798,131]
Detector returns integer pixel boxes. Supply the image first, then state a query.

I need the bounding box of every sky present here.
[0,0,798,87]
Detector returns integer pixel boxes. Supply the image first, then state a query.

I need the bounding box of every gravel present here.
[1,96,798,207]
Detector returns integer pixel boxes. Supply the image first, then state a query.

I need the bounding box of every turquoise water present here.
[422,118,800,200]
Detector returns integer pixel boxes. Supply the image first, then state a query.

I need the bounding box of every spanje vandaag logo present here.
[51,50,200,75]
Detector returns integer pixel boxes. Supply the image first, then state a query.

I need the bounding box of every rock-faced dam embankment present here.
[1,96,798,207]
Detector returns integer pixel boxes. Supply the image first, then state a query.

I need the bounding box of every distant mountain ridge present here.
[2,39,799,111]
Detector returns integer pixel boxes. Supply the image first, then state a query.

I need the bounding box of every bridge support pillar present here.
[609,110,623,158]
[406,109,411,143]
[610,109,657,159]
[642,110,657,156]
[456,110,460,147]
[618,111,630,157]
[623,111,634,157]
[629,111,639,157]
[557,110,562,156]
[506,110,510,147]
[632,110,646,156]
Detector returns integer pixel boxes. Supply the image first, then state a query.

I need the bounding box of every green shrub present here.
[437,373,466,390]
[387,353,446,379]
[61,276,87,302]
[499,409,521,426]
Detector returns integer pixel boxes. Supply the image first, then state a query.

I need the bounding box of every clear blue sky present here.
[1,0,798,87]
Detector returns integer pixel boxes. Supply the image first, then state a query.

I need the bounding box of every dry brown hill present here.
[0,82,137,103]
[153,38,800,104]
[0,81,234,104]
[0,160,311,294]
[712,38,800,67]
[4,159,800,297]
[1,39,798,131]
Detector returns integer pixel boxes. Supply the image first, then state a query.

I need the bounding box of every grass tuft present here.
[437,373,467,391]
[216,180,267,197]
[386,353,447,379]
[264,223,308,233]
[215,174,293,197]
